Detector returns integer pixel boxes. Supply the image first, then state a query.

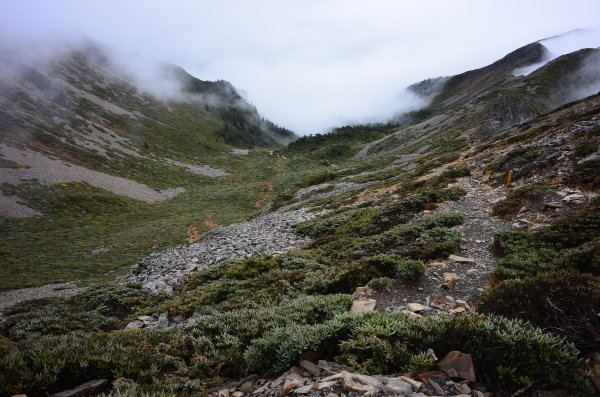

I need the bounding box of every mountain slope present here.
[0,41,296,289]
[367,43,600,159]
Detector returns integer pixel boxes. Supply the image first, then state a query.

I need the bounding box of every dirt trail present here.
[368,176,511,314]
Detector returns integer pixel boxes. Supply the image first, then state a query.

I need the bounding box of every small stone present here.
[351,299,377,313]
[436,351,476,381]
[407,303,425,312]
[354,286,369,294]
[443,272,460,289]
[283,380,304,395]
[460,383,472,394]
[562,193,585,203]
[231,391,244,397]
[294,384,315,394]
[448,255,475,263]
[300,360,321,377]
[427,379,445,395]
[466,268,478,275]
[126,320,144,329]
[218,389,229,397]
[401,309,422,319]
[317,381,338,390]
[449,306,466,315]
[239,380,255,394]
[171,315,185,324]
[399,376,422,391]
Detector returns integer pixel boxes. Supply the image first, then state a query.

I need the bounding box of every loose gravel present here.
[127,208,319,293]
[0,282,85,312]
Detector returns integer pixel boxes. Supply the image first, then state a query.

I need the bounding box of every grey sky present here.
[2,1,600,134]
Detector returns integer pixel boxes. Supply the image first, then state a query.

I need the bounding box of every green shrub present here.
[245,312,592,394]
[493,248,555,280]
[294,207,378,238]
[367,277,392,291]
[0,295,351,396]
[300,170,338,188]
[364,254,425,282]
[369,187,465,233]
[554,238,600,275]
[0,285,158,341]
[364,254,403,277]
[492,209,600,280]
[394,259,426,281]
[479,271,600,351]
[355,212,463,259]
[244,312,365,374]
[492,182,551,218]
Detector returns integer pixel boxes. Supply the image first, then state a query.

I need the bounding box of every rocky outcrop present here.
[209,357,491,397]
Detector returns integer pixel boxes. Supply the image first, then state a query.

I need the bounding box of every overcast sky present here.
[2,1,600,134]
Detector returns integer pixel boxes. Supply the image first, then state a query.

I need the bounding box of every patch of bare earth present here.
[0,144,185,217]
[0,282,85,313]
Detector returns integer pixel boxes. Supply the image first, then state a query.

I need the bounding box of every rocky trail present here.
[358,177,511,317]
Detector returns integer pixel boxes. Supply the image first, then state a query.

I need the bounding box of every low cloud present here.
[1,1,600,134]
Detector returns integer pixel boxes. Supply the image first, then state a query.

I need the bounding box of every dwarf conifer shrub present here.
[367,277,392,291]
[355,212,463,259]
[394,259,426,281]
[492,182,550,218]
[479,271,600,351]
[244,312,592,394]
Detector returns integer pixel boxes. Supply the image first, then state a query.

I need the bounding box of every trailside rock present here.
[300,360,321,377]
[443,272,460,289]
[322,371,412,396]
[350,299,377,313]
[448,255,475,263]
[436,351,476,382]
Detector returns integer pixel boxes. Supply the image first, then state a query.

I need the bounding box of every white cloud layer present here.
[1,0,600,134]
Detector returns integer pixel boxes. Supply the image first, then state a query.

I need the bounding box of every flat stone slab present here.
[351,299,377,313]
[448,255,475,263]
